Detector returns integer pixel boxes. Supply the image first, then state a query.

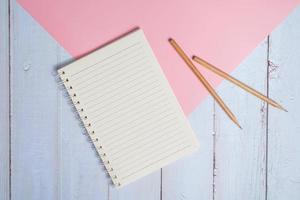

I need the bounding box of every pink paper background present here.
[17,0,300,115]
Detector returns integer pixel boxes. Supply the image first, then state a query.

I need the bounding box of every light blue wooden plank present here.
[0,0,10,199]
[11,3,64,199]
[109,172,160,200]
[162,97,214,200]
[268,7,300,200]
[11,2,108,200]
[214,39,268,200]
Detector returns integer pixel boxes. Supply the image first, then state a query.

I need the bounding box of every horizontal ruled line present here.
[119,145,191,180]
[69,42,141,77]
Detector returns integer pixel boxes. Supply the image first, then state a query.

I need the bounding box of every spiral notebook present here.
[58,29,199,187]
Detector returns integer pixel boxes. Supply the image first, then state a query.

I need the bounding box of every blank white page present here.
[58,29,199,187]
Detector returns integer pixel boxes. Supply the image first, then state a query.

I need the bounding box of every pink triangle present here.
[18,0,299,115]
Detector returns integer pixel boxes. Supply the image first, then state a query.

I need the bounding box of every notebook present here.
[58,29,199,187]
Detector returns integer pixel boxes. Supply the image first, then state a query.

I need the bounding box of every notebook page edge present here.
[57,29,142,74]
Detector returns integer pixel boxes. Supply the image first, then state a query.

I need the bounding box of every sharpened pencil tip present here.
[168,38,173,42]
[277,104,288,112]
[192,55,196,60]
[233,120,242,129]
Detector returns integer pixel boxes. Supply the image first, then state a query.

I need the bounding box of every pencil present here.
[168,38,242,129]
[192,55,287,112]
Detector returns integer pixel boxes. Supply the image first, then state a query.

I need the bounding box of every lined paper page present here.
[58,29,199,187]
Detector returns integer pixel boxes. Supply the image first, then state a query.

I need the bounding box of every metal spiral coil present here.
[57,70,121,187]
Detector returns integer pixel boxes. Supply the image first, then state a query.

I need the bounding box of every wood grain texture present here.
[109,172,160,200]
[11,2,64,199]
[4,1,300,200]
[162,97,214,200]
[214,39,268,200]
[10,2,109,200]
[268,7,300,200]
[0,0,10,199]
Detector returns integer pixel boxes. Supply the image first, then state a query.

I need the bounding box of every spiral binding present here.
[58,70,121,187]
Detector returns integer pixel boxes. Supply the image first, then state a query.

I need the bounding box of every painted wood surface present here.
[0,0,10,199]
[1,1,300,199]
[11,2,108,200]
[214,38,268,200]
[268,9,300,200]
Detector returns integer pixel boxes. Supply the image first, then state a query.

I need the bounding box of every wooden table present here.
[1,1,300,199]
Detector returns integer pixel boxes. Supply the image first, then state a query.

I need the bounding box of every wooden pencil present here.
[168,38,242,129]
[192,55,287,112]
